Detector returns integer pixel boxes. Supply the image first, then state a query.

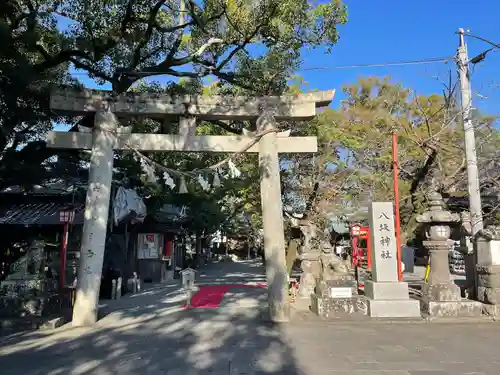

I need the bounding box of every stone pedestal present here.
[308,243,368,318]
[0,241,62,318]
[365,281,420,318]
[476,229,500,318]
[311,278,367,318]
[420,242,482,318]
[422,240,462,299]
[416,194,482,318]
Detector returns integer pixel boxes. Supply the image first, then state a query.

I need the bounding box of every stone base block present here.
[482,304,500,318]
[478,286,500,305]
[477,264,500,276]
[366,298,421,318]
[421,282,461,302]
[0,295,62,318]
[293,296,312,312]
[420,299,483,318]
[364,281,410,300]
[478,273,500,289]
[39,316,67,330]
[267,301,291,323]
[311,294,367,319]
[1,314,69,333]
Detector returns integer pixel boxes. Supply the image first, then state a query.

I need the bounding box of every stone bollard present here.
[127,278,135,294]
[135,272,141,292]
[180,268,196,308]
[111,279,117,300]
[475,226,500,318]
[116,277,122,300]
[127,272,140,294]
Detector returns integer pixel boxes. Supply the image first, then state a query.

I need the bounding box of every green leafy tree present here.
[283,76,500,242]
[1,0,347,191]
[6,0,346,94]
[0,2,82,190]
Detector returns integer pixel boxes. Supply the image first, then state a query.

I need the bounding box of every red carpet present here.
[181,283,266,309]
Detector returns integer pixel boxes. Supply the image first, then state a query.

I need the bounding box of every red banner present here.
[165,240,173,257]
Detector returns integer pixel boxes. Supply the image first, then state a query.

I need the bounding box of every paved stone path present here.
[1,260,500,375]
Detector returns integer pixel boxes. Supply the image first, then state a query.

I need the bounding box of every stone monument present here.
[475,225,500,317]
[364,202,420,318]
[307,226,365,318]
[0,241,59,317]
[416,191,482,317]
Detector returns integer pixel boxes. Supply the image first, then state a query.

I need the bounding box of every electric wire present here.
[68,56,453,77]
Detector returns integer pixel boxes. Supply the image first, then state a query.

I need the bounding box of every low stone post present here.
[475,225,500,318]
[416,191,482,317]
[116,277,122,300]
[134,272,140,292]
[127,272,140,294]
[111,279,117,300]
[180,268,197,309]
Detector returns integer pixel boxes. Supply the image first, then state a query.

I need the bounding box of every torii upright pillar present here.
[73,110,118,326]
[47,88,335,324]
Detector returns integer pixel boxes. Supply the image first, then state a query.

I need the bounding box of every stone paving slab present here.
[1,307,500,375]
[1,260,499,375]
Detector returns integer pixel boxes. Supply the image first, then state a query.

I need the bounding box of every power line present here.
[69,56,452,77]
[462,32,500,50]
[298,56,452,71]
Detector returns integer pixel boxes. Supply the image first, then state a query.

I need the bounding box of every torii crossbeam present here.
[47,88,335,326]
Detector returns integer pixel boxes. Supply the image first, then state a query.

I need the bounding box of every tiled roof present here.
[0,203,85,225]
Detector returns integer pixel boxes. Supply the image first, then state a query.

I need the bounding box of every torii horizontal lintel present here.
[49,88,335,120]
[46,132,318,153]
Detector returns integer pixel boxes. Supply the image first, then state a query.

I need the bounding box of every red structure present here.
[164,239,173,258]
[59,207,75,291]
[392,132,403,281]
[350,224,371,270]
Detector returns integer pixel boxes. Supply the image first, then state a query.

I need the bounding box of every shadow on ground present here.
[0,260,304,375]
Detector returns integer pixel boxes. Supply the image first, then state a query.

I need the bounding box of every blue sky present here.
[302,0,499,115]
[71,0,500,116]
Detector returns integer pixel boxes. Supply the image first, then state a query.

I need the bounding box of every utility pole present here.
[456,28,483,235]
[457,28,483,300]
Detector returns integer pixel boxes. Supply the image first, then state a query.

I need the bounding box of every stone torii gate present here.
[47,88,334,325]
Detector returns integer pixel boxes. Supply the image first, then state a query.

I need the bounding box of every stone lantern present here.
[416,190,482,317]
